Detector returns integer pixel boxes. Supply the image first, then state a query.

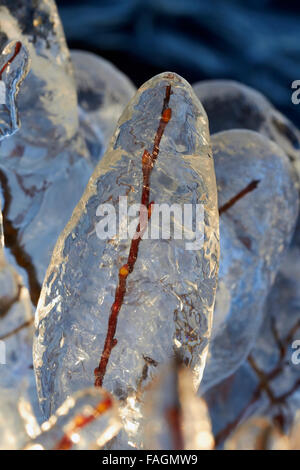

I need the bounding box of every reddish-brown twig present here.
[94,85,172,387]
[219,180,260,215]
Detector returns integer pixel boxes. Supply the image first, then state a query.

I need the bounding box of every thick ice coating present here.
[0,0,76,141]
[200,130,298,393]
[34,72,219,418]
[193,79,300,181]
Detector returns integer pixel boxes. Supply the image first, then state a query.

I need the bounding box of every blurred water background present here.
[57,0,300,127]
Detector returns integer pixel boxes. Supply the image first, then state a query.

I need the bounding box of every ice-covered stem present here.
[219,180,260,215]
[0,169,41,306]
[0,318,33,341]
[94,85,172,387]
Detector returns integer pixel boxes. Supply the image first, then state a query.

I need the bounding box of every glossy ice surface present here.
[192,78,300,445]
[0,218,39,449]
[200,130,298,392]
[205,218,300,446]
[0,2,134,297]
[34,72,219,418]
[0,40,30,140]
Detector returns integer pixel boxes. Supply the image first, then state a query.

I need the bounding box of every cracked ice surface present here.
[199,130,299,393]
[34,72,219,419]
[0,1,134,294]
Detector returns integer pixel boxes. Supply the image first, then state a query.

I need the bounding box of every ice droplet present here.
[200,130,299,393]
[34,72,219,418]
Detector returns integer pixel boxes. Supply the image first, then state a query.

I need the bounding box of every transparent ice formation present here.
[224,411,300,450]
[0,197,43,447]
[0,0,77,142]
[143,360,214,450]
[211,218,300,443]
[0,1,134,298]
[34,72,220,419]
[0,388,39,450]
[0,36,38,447]
[0,38,40,441]
[71,50,136,165]
[24,388,121,450]
[224,410,300,450]
[0,222,33,389]
[200,129,299,393]
[193,80,300,181]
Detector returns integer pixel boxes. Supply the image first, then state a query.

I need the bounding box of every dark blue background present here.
[57,0,300,126]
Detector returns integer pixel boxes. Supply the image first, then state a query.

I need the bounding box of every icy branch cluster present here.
[0,0,299,450]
